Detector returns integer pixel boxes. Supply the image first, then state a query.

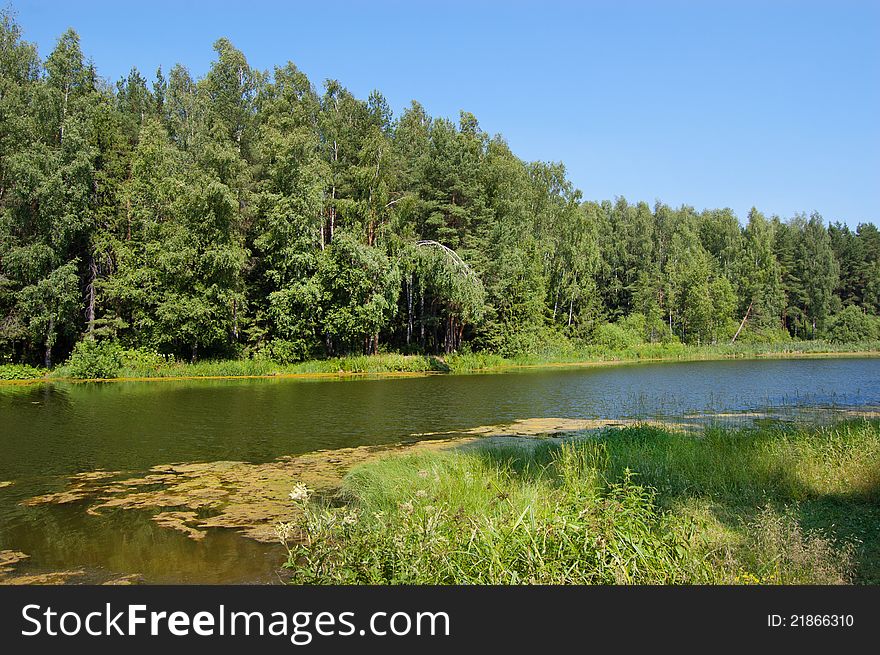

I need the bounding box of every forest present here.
[2,12,879,372]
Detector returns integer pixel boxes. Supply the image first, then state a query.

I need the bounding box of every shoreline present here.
[1,346,878,386]
[3,411,879,584]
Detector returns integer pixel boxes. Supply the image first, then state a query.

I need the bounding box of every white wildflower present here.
[289,483,312,502]
[275,521,295,544]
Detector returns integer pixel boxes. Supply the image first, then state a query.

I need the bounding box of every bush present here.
[258,338,313,364]
[491,325,576,359]
[119,348,174,374]
[65,339,124,379]
[825,305,880,344]
[0,363,43,380]
[591,321,643,350]
[617,312,647,338]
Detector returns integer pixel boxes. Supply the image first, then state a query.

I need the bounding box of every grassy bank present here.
[278,420,880,584]
[2,339,877,383]
[444,339,880,373]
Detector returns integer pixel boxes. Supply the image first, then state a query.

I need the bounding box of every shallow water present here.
[1,357,878,583]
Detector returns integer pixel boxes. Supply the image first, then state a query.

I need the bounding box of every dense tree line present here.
[1,15,878,366]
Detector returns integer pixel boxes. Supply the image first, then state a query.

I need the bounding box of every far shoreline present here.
[2,343,878,386]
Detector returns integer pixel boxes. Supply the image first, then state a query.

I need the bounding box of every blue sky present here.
[9,0,880,226]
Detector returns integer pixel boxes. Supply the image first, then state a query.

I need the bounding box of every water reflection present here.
[1,357,878,582]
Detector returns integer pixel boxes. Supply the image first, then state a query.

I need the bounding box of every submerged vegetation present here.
[279,421,880,584]
[1,11,879,378]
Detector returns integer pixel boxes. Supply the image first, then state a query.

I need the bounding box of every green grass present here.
[47,351,450,380]
[1,339,877,381]
[117,352,450,378]
[448,339,880,372]
[278,420,880,584]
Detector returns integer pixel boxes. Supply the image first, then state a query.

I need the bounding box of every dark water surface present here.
[1,357,878,583]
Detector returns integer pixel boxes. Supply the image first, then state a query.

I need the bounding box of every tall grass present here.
[279,421,879,584]
[458,339,880,370]
[110,352,448,379]
[0,338,872,381]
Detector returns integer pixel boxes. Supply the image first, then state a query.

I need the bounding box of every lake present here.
[1,356,878,583]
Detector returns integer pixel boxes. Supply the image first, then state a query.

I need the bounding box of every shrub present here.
[592,321,643,350]
[825,305,879,344]
[491,325,576,359]
[258,338,313,364]
[64,339,124,379]
[617,312,647,339]
[0,363,43,380]
[120,348,173,372]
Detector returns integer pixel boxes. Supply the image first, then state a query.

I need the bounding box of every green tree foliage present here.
[736,208,785,329]
[824,304,879,343]
[0,13,877,368]
[315,230,400,355]
[793,213,840,337]
[103,120,247,360]
[0,20,104,365]
[664,228,735,344]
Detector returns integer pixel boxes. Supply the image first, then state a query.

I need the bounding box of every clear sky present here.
[8,0,880,226]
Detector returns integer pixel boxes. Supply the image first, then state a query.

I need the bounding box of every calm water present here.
[1,357,878,583]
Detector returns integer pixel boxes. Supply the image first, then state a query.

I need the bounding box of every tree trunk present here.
[445,314,454,354]
[420,291,425,349]
[86,255,97,336]
[191,343,198,364]
[731,301,753,344]
[44,317,54,369]
[406,274,412,346]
